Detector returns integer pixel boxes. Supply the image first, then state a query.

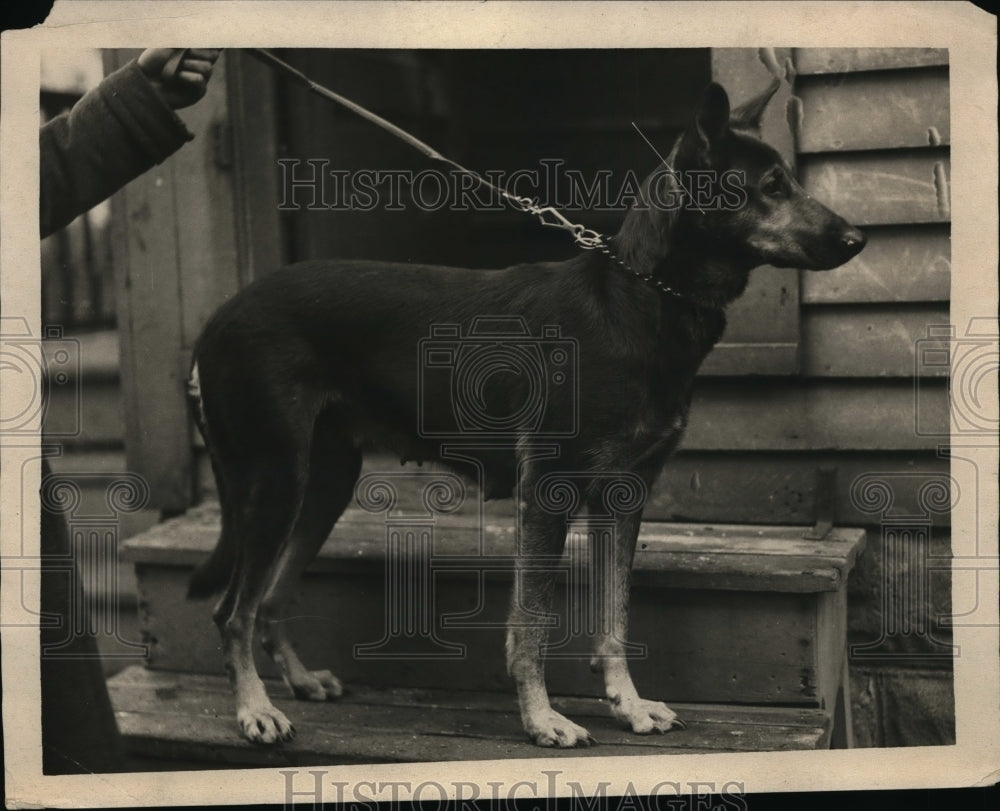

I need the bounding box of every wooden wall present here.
[789,48,953,745]
[659,49,952,531]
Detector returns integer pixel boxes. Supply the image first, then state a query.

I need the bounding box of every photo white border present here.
[2,1,997,807]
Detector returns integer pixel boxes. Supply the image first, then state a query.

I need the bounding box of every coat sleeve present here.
[39,60,195,238]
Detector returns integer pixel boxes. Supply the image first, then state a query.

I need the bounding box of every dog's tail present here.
[185,359,233,600]
[186,453,234,599]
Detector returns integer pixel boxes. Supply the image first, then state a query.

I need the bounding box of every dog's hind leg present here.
[209,396,320,745]
[256,414,362,702]
[589,488,685,734]
[215,468,305,743]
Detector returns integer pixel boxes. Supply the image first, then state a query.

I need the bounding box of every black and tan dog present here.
[187,80,865,747]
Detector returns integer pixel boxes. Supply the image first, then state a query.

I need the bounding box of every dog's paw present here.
[526,709,596,748]
[613,697,686,734]
[237,703,296,745]
[290,669,343,702]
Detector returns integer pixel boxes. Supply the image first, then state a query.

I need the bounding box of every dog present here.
[186,79,865,748]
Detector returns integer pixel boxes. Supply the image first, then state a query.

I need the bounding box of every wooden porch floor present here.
[108,666,832,767]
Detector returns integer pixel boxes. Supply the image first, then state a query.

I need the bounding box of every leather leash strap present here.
[158,47,691,301]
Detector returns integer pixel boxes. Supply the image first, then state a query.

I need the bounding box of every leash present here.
[171,47,690,300]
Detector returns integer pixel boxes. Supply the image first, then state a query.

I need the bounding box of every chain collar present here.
[592,237,688,301]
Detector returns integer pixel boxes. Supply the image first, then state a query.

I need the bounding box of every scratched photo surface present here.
[32,44,959,773]
[5,4,995,805]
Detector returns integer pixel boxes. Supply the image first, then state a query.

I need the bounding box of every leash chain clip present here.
[506,194,606,250]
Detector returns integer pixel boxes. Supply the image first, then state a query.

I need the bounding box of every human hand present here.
[138,49,221,109]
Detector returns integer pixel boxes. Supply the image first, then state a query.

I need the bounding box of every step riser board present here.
[139,563,844,706]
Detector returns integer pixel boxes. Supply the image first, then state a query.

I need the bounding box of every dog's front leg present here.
[506,499,594,748]
[592,509,686,734]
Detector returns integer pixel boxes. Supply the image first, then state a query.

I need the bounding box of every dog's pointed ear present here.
[730,77,781,132]
[677,82,730,167]
[696,82,731,147]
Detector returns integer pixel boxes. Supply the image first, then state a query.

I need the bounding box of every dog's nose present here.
[840,227,867,257]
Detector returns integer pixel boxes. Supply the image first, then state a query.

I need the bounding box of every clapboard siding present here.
[793,48,950,387]
[682,380,946,451]
[699,343,799,377]
[182,377,945,456]
[781,48,951,569]
[204,378,947,455]
[797,68,949,153]
[793,48,949,75]
[801,304,950,378]
[802,225,950,303]
[196,448,950,528]
[649,451,951,527]
[710,266,798,344]
[701,266,799,376]
[799,150,950,226]
[790,51,952,748]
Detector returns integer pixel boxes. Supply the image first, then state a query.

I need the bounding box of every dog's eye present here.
[761,173,786,198]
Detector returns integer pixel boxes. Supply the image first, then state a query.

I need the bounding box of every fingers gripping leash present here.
[161,49,189,82]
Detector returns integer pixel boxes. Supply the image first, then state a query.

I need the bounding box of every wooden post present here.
[225,49,286,285]
[107,49,242,513]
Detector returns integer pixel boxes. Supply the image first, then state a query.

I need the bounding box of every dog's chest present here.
[582,394,690,473]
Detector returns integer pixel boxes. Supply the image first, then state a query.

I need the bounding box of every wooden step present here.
[127,500,867,592]
[122,502,865,708]
[108,666,834,766]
